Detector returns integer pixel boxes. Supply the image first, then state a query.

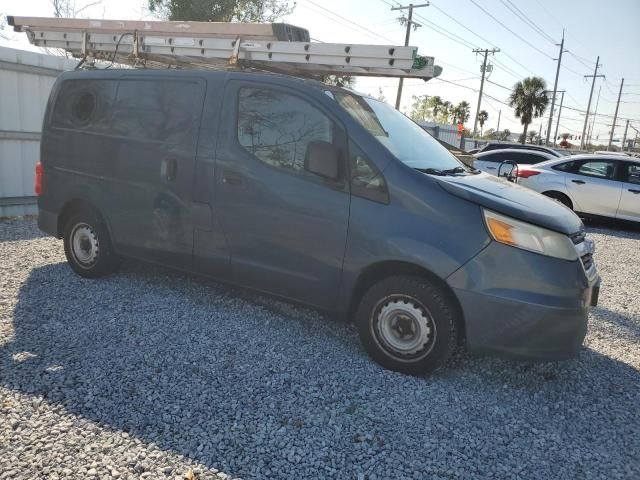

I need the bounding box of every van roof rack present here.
[7,16,442,81]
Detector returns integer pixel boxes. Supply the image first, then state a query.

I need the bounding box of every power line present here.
[428,0,496,48]
[500,0,557,45]
[302,0,396,44]
[468,0,555,60]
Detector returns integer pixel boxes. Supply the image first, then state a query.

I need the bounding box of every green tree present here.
[508,76,549,144]
[427,95,444,119]
[482,127,496,139]
[453,101,471,125]
[442,101,454,124]
[147,0,295,23]
[322,75,355,88]
[409,95,431,122]
[498,128,511,141]
[477,109,488,136]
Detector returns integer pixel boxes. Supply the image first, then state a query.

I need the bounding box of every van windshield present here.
[331,91,466,172]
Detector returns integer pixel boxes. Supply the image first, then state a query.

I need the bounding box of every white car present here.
[516,154,640,223]
[473,149,556,177]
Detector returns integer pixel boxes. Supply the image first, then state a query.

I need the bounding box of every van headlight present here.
[483,210,578,260]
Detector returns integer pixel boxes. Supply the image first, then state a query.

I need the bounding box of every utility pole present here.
[472,47,500,135]
[587,85,602,146]
[392,3,429,110]
[621,119,630,151]
[608,78,624,150]
[538,123,542,145]
[546,30,566,146]
[580,55,604,149]
[553,91,565,147]
[496,109,501,133]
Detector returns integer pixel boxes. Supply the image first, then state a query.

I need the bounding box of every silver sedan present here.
[516,154,640,223]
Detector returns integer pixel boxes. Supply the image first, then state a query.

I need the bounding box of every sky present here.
[1,0,639,143]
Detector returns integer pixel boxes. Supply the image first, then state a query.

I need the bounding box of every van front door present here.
[108,77,205,266]
[215,81,350,310]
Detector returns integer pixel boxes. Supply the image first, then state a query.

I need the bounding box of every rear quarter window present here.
[552,161,576,172]
[110,79,203,145]
[51,79,117,131]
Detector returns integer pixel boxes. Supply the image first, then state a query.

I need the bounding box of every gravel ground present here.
[1,216,638,479]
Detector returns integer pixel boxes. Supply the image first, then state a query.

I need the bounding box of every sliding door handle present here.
[222,171,243,186]
[161,158,177,182]
[629,189,640,194]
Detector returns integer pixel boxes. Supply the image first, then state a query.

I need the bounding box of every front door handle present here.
[572,179,586,185]
[222,171,243,186]
[161,158,177,182]
[486,166,496,170]
[629,189,640,194]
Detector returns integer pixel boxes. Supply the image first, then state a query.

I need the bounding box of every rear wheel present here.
[356,275,458,375]
[63,209,119,278]
[543,191,573,210]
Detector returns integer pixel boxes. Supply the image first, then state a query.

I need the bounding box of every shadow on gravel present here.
[0,217,46,243]
[585,217,640,237]
[2,261,639,478]
[591,306,640,343]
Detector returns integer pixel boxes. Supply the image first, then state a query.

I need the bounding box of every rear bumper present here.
[37,207,59,237]
[447,242,599,361]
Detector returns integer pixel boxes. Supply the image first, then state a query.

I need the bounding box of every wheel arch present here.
[541,190,574,209]
[57,198,110,238]
[347,260,466,345]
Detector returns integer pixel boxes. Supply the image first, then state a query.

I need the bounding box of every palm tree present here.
[508,76,549,144]
[477,110,488,136]
[454,101,471,125]
[427,96,444,119]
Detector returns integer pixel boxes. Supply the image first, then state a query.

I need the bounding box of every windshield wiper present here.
[440,166,467,175]
[418,168,446,176]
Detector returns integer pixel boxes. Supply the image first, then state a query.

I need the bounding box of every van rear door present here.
[107,76,206,266]
[213,80,350,310]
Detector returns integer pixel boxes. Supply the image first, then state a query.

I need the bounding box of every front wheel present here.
[356,275,459,375]
[63,209,119,278]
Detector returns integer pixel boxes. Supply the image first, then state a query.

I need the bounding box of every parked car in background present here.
[517,155,640,223]
[477,141,571,157]
[473,149,556,177]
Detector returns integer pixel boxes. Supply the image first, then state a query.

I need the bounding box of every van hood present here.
[434,173,583,235]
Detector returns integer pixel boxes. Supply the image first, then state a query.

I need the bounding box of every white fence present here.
[417,121,484,152]
[0,46,77,217]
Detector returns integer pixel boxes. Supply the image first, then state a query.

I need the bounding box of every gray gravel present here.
[1,216,639,479]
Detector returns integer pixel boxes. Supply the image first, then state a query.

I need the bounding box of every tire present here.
[543,191,573,210]
[356,275,458,375]
[63,208,119,278]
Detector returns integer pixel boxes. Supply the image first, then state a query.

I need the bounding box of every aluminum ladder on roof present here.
[7,16,442,80]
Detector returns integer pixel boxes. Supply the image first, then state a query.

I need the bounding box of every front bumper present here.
[447,241,599,361]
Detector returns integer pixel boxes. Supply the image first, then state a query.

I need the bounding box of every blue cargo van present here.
[36,69,600,374]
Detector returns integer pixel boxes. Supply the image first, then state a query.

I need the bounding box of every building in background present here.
[0,46,77,217]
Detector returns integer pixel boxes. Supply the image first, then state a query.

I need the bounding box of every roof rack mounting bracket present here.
[229,36,241,66]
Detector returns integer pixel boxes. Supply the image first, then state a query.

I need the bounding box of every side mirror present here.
[304,141,339,180]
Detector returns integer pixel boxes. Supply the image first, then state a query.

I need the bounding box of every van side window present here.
[349,141,389,203]
[237,88,335,178]
[111,80,200,144]
[52,80,117,131]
